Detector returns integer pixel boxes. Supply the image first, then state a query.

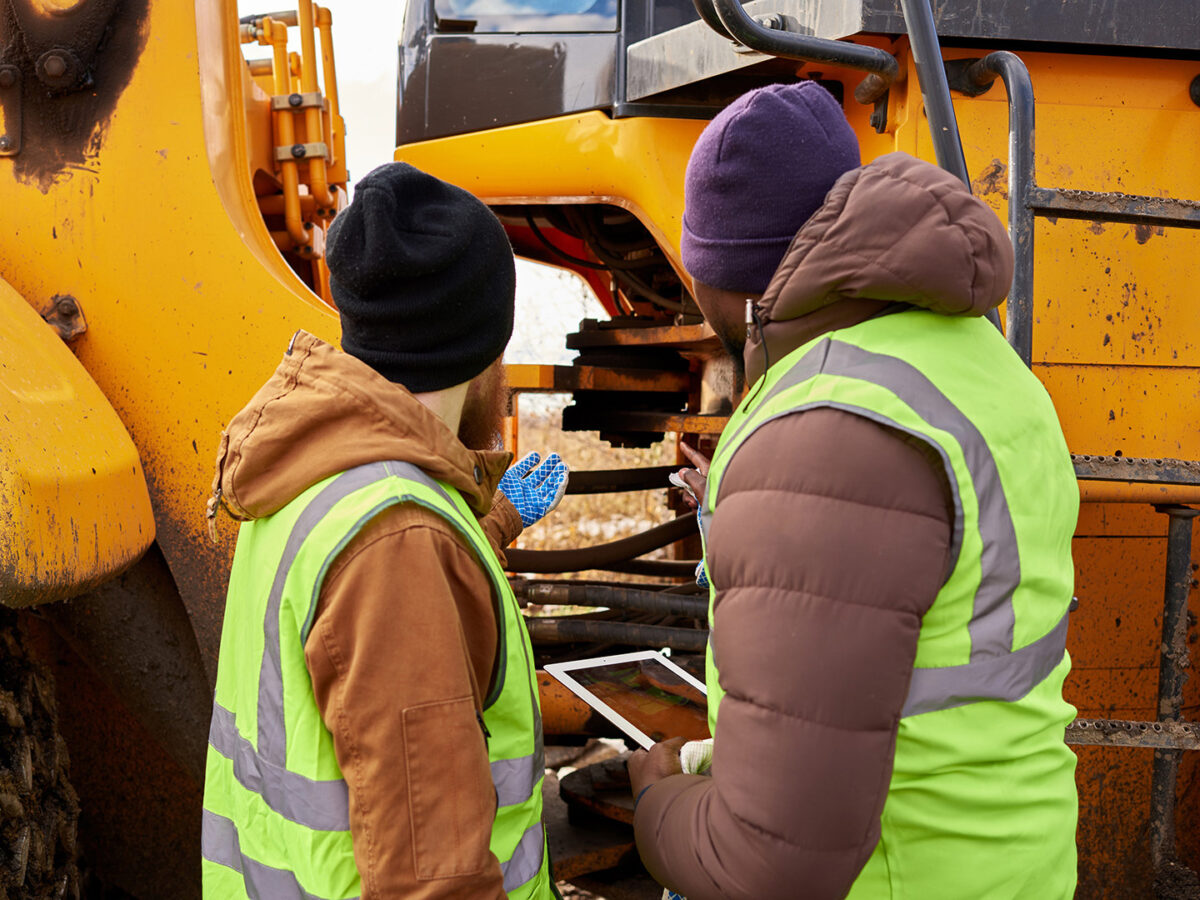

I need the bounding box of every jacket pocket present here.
[403,696,495,880]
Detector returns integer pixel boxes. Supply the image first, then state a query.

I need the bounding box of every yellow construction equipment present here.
[0,0,1197,896]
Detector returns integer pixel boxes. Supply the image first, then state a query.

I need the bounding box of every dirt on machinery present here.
[0,608,79,900]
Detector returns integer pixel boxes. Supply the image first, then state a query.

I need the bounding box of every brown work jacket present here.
[215,331,520,898]
[635,153,1015,899]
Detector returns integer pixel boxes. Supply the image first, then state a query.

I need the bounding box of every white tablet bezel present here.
[544,650,708,750]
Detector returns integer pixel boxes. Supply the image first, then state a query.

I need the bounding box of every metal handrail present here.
[697,0,899,103]
[693,0,1002,330]
[899,0,1002,330]
[955,52,1036,365]
[899,0,969,185]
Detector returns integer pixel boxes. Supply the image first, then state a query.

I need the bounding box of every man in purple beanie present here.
[627,81,1080,899]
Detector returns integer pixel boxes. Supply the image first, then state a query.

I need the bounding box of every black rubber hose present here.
[605,559,702,578]
[504,515,697,574]
[566,465,678,495]
[518,582,708,619]
[525,618,708,653]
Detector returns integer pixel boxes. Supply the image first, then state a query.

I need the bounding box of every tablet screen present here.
[546,651,709,748]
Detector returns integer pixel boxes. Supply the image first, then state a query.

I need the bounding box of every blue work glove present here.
[498,452,569,528]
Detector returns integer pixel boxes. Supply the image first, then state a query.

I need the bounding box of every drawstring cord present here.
[743,298,770,406]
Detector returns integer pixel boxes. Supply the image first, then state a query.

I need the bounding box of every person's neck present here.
[412,381,468,435]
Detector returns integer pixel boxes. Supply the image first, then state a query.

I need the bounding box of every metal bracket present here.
[730,13,789,55]
[270,91,324,111]
[0,65,21,156]
[1072,454,1200,485]
[944,57,994,97]
[274,141,328,161]
[1066,718,1200,751]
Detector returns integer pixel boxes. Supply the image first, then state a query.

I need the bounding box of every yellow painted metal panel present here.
[397,112,707,286]
[0,0,339,667]
[0,284,154,606]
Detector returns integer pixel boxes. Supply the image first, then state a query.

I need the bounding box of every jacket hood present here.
[207,332,510,530]
[744,153,1013,384]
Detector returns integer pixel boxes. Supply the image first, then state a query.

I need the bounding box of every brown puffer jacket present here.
[634,153,1015,900]
[212,332,522,899]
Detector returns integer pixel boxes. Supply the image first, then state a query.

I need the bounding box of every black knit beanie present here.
[326,163,516,393]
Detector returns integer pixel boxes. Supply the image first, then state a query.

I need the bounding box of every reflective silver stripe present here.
[209,702,349,832]
[500,824,545,892]
[251,458,546,879]
[202,809,357,900]
[491,741,544,808]
[715,337,1019,659]
[708,335,1069,715]
[381,460,460,509]
[381,461,514,712]
[258,463,394,765]
[903,611,1070,717]
[258,460,464,766]
[822,341,1021,660]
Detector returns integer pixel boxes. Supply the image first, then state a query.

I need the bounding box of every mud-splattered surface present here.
[972,158,1008,200]
[0,609,80,899]
[0,0,151,190]
[1154,859,1200,900]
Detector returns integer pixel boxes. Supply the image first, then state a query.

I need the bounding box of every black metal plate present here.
[862,0,1200,52]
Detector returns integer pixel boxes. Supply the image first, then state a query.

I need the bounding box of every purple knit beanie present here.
[681,81,861,294]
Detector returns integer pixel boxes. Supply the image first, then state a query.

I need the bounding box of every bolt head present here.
[56,297,77,316]
[0,137,11,151]
[288,93,303,107]
[42,54,67,79]
[291,143,306,158]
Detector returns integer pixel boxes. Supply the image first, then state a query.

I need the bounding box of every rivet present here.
[290,143,306,158]
[0,137,11,151]
[42,53,67,78]
[288,92,303,107]
[0,69,14,89]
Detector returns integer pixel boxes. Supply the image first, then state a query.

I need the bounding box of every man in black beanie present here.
[202,163,565,899]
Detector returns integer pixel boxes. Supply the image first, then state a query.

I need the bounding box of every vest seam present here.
[317,512,480,595]
[302,498,403,644]
[307,518,495,644]
[304,469,511,708]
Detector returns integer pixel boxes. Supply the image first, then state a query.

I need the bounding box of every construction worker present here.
[628,82,1080,899]
[201,163,567,899]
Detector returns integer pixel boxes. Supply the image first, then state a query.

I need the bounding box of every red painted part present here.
[504,223,618,316]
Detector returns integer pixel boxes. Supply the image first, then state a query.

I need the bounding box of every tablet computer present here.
[544,650,709,750]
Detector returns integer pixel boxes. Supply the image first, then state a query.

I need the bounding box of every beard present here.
[457,358,509,451]
[715,328,747,387]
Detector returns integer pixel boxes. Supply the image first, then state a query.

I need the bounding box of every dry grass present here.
[510,396,684,584]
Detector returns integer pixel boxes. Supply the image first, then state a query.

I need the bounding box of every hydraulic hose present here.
[504,514,697,574]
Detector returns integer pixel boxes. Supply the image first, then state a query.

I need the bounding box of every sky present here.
[237,0,605,369]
